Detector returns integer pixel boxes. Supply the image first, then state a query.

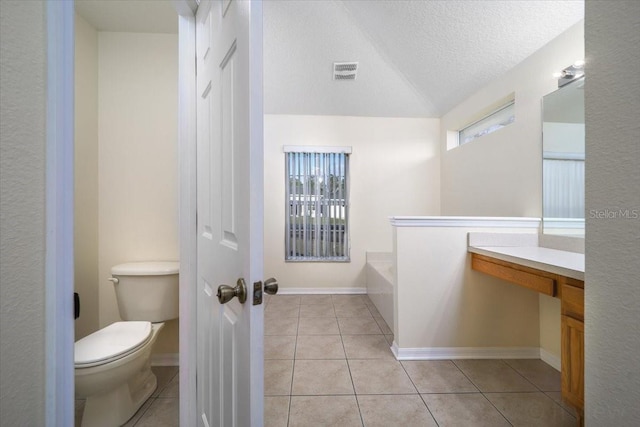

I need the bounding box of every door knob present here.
[264,278,278,295]
[217,278,247,304]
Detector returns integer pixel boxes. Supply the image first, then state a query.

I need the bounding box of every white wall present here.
[98,32,179,353]
[0,1,47,424]
[585,1,640,424]
[440,21,584,217]
[439,21,584,364]
[393,225,540,352]
[74,13,99,340]
[264,115,440,290]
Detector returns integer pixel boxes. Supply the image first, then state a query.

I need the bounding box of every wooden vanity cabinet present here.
[561,282,584,425]
[470,253,585,424]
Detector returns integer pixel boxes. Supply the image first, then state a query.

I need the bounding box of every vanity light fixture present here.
[555,60,585,88]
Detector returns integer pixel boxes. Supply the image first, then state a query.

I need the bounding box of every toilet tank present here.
[111,261,179,322]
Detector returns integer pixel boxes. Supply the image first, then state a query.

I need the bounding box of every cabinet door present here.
[561,315,584,410]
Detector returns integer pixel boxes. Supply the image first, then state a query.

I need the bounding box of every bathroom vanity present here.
[468,242,584,425]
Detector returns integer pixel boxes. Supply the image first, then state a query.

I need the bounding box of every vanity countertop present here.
[468,245,584,281]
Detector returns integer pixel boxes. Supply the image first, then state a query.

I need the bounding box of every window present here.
[458,100,515,145]
[284,147,350,262]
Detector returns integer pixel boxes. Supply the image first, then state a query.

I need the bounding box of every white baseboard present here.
[391,343,541,361]
[277,287,366,295]
[152,353,179,366]
[540,348,561,371]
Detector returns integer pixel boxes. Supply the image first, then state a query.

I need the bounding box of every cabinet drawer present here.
[562,284,584,320]
[472,256,555,296]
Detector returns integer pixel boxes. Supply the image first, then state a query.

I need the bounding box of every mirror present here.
[542,77,585,236]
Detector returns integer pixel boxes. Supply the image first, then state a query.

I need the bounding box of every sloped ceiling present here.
[75,0,584,118]
[265,0,584,118]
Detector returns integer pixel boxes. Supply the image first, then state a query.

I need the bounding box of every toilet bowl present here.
[75,261,179,427]
[75,322,164,426]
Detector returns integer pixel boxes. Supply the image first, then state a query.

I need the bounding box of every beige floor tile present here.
[265,304,300,319]
[384,334,394,345]
[121,398,155,427]
[335,304,374,318]
[504,359,561,391]
[295,335,345,359]
[485,392,578,426]
[453,359,538,392]
[134,398,179,427]
[373,316,392,334]
[333,299,368,310]
[265,396,290,427]
[289,395,362,427]
[364,302,381,316]
[422,393,510,426]
[265,359,294,395]
[338,317,382,334]
[292,360,354,395]
[332,294,367,306]
[358,394,437,427]
[151,366,179,397]
[265,335,297,359]
[300,294,333,305]
[265,317,299,336]
[267,295,301,305]
[349,359,417,394]
[158,372,179,397]
[402,360,478,393]
[297,317,340,335]
[299,303,335,317]
[342,334,395,359]
[545,391,580,418]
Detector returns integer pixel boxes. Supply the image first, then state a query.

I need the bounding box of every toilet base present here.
[80,366,157,427]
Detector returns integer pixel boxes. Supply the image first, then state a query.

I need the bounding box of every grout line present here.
[500,359,541,391]
[417,394,441,427]
[479,393,515,426]
[338,300,365,426]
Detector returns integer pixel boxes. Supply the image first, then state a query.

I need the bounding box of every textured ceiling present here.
[265,0,584,117]
[75,0,178,34]
[76,0,584,118]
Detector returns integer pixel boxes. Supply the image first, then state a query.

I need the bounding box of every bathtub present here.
[365,252,394,333]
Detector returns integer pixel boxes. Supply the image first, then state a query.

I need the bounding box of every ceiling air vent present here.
[333,62,358,80]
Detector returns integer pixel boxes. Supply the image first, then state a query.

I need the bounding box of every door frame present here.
[174,1,199,425]
[44,0,199,425]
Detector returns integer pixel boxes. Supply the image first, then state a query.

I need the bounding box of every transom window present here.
[284,146,351,262]
[459,100,515,145]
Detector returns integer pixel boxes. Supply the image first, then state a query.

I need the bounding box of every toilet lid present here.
[75,321,152,367]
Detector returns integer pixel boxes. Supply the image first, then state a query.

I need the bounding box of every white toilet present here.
[75,261,179,427]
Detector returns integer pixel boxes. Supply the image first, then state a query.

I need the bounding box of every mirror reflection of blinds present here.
[284,151,350,262]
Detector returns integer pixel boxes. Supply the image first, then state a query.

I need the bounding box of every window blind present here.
[285,151,349,261]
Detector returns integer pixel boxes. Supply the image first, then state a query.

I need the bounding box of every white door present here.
[195,0,264,426]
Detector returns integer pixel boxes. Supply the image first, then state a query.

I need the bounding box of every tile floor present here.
[77,293,578,426]
[264,293,578,427]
